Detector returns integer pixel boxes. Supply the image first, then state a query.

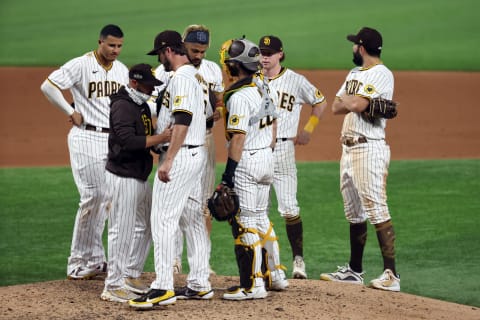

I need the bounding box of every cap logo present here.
[184,30,209,44]
[263,37,271,46]
[132,73,143,80]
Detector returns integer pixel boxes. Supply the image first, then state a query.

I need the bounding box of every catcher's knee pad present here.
[259,222,279,265]
[230,215,259,240]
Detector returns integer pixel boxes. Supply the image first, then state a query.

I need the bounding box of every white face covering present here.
[125,85,151,105]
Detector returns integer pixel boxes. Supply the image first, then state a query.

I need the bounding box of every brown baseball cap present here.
[129,63,162,86]
[147,30,183,55]
[258,35,283,54]
[347,27,382,54]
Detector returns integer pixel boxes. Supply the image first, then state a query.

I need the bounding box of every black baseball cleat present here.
[174,286,214,300]
[128,289,176,309]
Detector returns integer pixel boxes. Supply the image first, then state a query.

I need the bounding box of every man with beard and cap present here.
[129,30,212,309]
[320,27,400,292]
[154,24,224,276]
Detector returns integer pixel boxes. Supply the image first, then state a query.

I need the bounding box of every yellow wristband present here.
[216,106,224,118]
[304,115,319,133]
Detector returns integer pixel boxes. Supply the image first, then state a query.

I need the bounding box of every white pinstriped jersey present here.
[157,64,206,146]
[226,79,274,150]
[47,51,129,128]
[267,68,325,138]
[155,59,223,119]
[336,64,394,140]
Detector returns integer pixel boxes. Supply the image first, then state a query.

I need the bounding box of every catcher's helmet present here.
[224,38,260,72]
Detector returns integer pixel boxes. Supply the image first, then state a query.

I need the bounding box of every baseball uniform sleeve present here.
[226,93,249,135]
[298,75,325,105]
[48,56,83,90]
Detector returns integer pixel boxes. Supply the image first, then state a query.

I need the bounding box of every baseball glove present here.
[365,97,398,120]
[207,183,240,221]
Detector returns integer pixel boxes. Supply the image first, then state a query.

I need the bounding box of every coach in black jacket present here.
[101,64,172,303]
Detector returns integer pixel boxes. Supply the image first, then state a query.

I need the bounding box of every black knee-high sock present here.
[349,222,368,273]
[285,216,303,259]
[375,220,396,275]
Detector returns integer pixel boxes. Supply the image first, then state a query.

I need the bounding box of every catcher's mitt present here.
[207,183,239,221]
[365,97,398,120]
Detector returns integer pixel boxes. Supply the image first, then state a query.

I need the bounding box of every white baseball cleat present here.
[223,285,268,300]
[100,288,139,303]
[292,256,307,279]
[320,264,364,284]
[369,269,400,292]
[270,269,289,291]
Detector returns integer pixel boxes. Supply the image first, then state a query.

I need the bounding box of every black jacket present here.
[106,86,153,181]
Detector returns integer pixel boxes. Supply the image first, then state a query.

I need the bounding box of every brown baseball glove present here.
[207,183,240,221]
[366,97,398,120]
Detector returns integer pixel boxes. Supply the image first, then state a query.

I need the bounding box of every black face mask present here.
[353,50,363,66]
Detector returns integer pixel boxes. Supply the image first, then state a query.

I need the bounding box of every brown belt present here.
[342,136,367,147]
[85,124,110,133]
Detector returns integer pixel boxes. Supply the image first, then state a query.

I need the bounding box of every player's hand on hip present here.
[69,111,83,127]
[296,130,311,145]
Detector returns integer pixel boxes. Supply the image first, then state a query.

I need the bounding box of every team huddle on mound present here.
[40,23,400,309]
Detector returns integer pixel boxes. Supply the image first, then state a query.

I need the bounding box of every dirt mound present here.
[1,273,478,320]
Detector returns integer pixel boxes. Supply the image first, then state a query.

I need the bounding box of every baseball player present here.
[40,24,129,280]
[218,37,288,301]
[320,27,400,292]
[258,35,327,279]
[129,30,211,309]
[100,64,172,302]
[153,24,224,275]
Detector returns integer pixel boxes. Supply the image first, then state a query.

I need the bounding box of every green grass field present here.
[1,160,479,307]
[0,0,479,70]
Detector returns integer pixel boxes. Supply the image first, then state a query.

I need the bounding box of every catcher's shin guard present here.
[230,216,263,289]
[234,244,255,289]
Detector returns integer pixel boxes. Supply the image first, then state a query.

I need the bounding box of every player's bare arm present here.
[145,126,172,148]
[227,133,246,162]
[297,100,327,145]
[220,132,245,188]
[213,92,225,122]
[332,94,369,115]
[271,119,277,150]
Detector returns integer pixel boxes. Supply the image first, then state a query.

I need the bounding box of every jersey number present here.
[259,115,274,129]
